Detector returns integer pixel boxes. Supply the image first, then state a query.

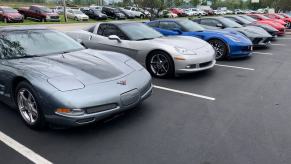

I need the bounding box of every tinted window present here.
[177,20,205,32]
[200,19,220,27]
[118,23,163,41]
[99,24,127,40]
[0,30,84,59]
[159,21,181,30]
[147,21,159,28]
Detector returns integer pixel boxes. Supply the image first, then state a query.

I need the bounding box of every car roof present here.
[0,26,49,32]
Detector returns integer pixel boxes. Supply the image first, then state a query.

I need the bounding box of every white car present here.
[184,9,195,16]
[54,6,71,14]
[67,9,89,21]
[66,22,216,78]
[124,6,146,18]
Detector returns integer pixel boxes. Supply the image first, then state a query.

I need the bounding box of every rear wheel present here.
[208,39,228,60]
[146,51,175,78]
[15,81,46,129]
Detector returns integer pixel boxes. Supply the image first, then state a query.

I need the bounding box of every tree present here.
[190,0,200,6]
[134,0,166,20]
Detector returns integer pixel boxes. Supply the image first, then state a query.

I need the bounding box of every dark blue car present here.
[146,19,253,60]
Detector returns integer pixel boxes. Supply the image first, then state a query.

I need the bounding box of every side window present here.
[102,24,119,37]
[97,24,107,35]
[147,21,159,28]
[159,21,181,30]
[200,19,219,27]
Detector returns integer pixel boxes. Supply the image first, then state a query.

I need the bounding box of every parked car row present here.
[0,10,289,129]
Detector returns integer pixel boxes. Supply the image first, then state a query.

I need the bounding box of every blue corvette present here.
[146,19,253,60]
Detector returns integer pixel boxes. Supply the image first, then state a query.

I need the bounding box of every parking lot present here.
[0,25,291,164]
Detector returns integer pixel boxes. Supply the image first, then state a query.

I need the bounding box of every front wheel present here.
[146,51,175,78]
[208,39,228,60]
[16,81,46,129]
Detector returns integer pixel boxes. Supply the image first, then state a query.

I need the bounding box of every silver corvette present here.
[0,27,152,129]
[66,22,216,78]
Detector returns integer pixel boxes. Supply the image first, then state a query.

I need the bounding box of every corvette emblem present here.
[117,80,127,85]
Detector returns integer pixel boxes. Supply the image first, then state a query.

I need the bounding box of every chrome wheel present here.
[209,40,226,60]
[150,53,170,77]
[17,88,38,125]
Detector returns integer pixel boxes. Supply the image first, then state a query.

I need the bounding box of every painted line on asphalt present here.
[276,37,291,40]
[0,131,52,164]
[153,85,215,101]
[271,43,286,46]
[253,52,273,55]
[215,64,255,71]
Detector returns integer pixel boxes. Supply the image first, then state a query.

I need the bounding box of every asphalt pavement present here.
[0,28,291,164]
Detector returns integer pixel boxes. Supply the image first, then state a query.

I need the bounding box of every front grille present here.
[199,61,212,68]
[50,16,59,19]
[85,103,118,114]
[241,46,252,51]
[252,38,262,44]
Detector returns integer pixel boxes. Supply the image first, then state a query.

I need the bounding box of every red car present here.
[247,14,286,35]
[18,5,60,22]
[0,6,23,23]
[265,13,291,28]
[170,8,187,17]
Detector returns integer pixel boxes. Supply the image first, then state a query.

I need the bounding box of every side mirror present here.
[216,23,224,28]
[108,35,122,43]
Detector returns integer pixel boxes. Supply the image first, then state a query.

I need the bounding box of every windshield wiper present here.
[136,38,155,41]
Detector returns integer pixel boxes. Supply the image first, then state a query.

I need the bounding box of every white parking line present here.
[271,43,286,46]
[253,52,273,55]
[0,131,52,164]
[276,37,291,40]
[215,64,255,71]
[153,85,215,101]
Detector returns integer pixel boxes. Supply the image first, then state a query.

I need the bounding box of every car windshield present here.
[240,15,256,22]
[220,18,243,28]
[233,16,252,24]
[93,10,102,14]
[118,23,163,41]
[3,8,18,13]
[178,20,205,32]
[275,14,285,18]
[73,10,83,14]
[260,15,271,19]
[40,7,52,13]
[0,30,84,59]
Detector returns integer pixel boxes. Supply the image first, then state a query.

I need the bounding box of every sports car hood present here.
[225,26,271,38]
[9,49,135,88]
[151,36,208,50]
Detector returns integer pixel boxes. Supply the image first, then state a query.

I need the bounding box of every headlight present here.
[224,34,241,42]
[56,108,85,116]
[175,47,196,55]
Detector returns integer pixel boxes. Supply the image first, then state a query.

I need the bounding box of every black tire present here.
[146,51,175,78]
[15,81,46,129]
[208,39,228,60]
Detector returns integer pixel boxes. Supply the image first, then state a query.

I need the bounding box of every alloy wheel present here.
[209,40,226,60]
[150,53,170,77]
[17,88,39,125]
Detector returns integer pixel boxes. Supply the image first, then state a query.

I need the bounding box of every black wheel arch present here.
[206,38,230,56]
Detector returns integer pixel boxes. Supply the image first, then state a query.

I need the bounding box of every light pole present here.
[62,0,68,22]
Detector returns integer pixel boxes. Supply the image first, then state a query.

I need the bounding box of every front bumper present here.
[7,18,23,23]
[229,44,253,58]
[174,47,216,74]
[44,69,152,127]
[250,37,272,47]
